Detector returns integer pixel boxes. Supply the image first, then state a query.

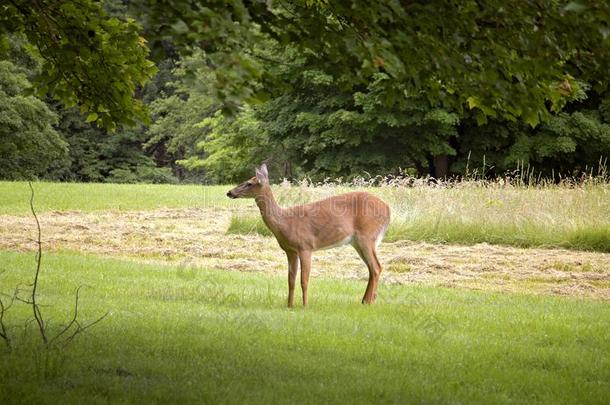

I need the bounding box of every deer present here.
[227,163,391,307]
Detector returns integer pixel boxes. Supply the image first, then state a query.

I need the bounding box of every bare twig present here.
[28,181,48,345]
[62,311,109,347]
[0,182,108,351]
[48,285,86,345]
[0,297,10,348]
[49,285,109,346]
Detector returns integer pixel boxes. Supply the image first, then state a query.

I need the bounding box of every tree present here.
[183,107,291,183]
[50,106,176,183]
[453,96,610,176]
[4,1,609,128]
[268,1,609,124]
[2,1,609,181]
[132,1,610,178]
[1,0,157,129]
[149,5,610,180]
[137,1,609,122]
[0,59,67,179]
[144,51,220,181]
[255,71,460,179]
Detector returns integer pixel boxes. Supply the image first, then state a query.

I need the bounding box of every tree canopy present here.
[1,0,609,181]
[4,1,609,126]
[1,0,156,129]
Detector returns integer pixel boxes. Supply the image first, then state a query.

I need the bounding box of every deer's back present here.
[280,192,390,250]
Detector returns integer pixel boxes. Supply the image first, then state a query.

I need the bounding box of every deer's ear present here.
[255,163,269,184]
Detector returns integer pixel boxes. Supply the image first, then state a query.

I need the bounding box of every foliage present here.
[196,36,609,179]
[0,59,67,180]
[254,70,460,178]
[144,48,289,183]
[51,108,176,183]
[128,0,271,114]
[185,108,290,183]
[0,33,175,184]
[454,96,610,176]
[1,1,610,182]
[144,53,218,181]
[1,0,157,129]
[4,0,609,128]
[127,0,610,124]
[259,1,609,125]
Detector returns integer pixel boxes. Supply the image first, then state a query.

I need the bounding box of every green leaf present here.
[85,112,98,123]
[523,111,539,128]
[475,111,488,126]
[466,96,480,109]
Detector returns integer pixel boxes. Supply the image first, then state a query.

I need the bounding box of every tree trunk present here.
[433,155,449,179]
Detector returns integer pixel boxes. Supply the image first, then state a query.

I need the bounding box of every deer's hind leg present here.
[299,250,312,307]
[286,250,299,308]
[352,238,382,304]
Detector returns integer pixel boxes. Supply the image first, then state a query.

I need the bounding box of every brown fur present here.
[227,165,391,306]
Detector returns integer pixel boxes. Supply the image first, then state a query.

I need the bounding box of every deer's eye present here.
[245,182,253,187]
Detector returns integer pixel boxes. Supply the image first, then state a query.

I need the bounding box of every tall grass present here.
[1,179,608,252]
[227,214,273,237]
[382,185,610,251]
[228,177,610,252]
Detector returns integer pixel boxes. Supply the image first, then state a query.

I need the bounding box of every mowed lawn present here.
[1,251,609,404]
[0,181,246,214]
[1,181,609,403]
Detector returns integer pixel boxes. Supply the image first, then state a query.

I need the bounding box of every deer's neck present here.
[255,186,284,234]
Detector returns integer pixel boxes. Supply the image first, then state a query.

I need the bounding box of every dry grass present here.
[269,180,610,252]
[2,180,608,251]
[1,208,608,300]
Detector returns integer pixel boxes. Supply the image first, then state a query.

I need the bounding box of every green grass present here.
[227,183,610,252]
[1,251,610,404]
[227,214,273,237]
[385,217,610,252]
[2,181,609,252]
[0,181,247,214]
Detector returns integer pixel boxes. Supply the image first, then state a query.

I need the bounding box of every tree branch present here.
[28,181,47,345]
[0,297,11,348]
[48,285,110,347]
[62,311,109,347]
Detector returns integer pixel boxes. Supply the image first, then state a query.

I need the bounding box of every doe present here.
[227,164,391,307]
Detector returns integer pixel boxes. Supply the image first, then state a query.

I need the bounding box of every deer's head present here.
[226,164,269,199]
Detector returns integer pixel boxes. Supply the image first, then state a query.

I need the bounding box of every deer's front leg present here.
[299,250,312,307]
[287,251,299,308]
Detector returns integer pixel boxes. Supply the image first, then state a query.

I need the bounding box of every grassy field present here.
[235,181,610,253]
[1,181,609,252]
[0,181,248,214]
[1,251,609,404]
[1,180,609,403]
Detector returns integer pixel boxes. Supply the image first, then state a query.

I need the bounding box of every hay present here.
[1,208,608,299]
